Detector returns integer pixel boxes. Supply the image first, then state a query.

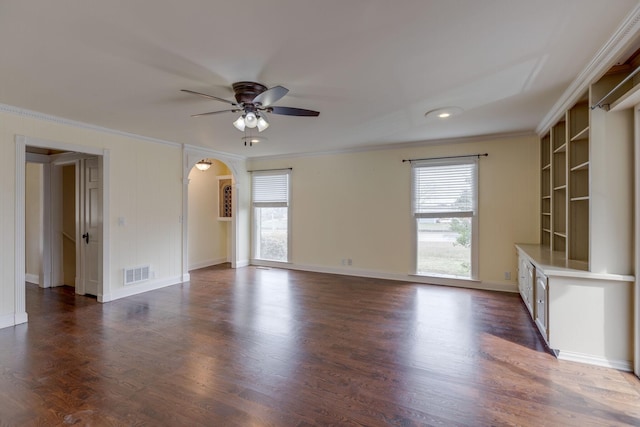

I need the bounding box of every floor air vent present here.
[124,265,150,285]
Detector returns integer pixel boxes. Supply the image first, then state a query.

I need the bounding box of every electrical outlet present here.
[348,259,352,266]
[504,271,511,280]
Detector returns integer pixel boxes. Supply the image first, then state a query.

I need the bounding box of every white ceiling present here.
[1,0,639,157]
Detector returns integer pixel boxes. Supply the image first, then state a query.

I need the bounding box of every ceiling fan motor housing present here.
[232,81,267,104]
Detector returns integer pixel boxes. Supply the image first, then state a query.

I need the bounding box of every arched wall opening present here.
[182,145,250,281]
[187,159,233,270]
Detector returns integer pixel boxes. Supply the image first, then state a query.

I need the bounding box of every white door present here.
[80,157,101,296]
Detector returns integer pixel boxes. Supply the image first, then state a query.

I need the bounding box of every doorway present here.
[187,158,234,271]
[15,135,110,325]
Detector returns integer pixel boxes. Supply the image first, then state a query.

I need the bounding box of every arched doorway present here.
[187,158,234,270]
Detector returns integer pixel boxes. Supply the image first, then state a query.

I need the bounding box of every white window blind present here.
[412,160,477,217]
[252,171,290,207]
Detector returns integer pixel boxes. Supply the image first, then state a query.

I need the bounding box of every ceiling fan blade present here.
[181,89,237,106]
[268,106,320,117]
[191,109,238,117]
[253,85,289,107]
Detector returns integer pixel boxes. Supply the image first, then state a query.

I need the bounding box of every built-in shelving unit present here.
[519,58,636,370]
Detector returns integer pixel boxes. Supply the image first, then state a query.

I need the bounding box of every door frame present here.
[635,106,640,377]
[15,135,111,325]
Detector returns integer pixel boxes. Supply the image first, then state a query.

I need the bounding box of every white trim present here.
[188,257,229,271]
[557,350,633,372]
[250,261,518,293]
[635,104,640,377]
[15,137,27,327]
[100,275,184,302]
[537,4,640,134]
[235,259,250,268]
[0,313,18,329]
[25,274,39,285]
[1,103,182,148]
[101,151,111,301]
[183,143,245,163]
[248,131,534,162]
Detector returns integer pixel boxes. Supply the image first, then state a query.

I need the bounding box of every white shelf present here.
[553,143,567,153]
[570,196,589,202]
[553,185,567,191]
[570,161,589,172]
[542,164,551,170]
[570,126,589,141]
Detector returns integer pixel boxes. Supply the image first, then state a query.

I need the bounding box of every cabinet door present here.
[518,257,527,298]
[535,272,548,341]
[525,262,535,316]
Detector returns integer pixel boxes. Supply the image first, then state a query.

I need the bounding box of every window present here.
[252,170,291,262]
[412,159,478,279]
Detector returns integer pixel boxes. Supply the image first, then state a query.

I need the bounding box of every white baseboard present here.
[557,350,633,372]
[251,261,518,293]
[0,313,16,329]
[188,257,228,271]
[25,273,39,285]
[0,312,28,330]
[99,275,184,303]
[234,259,250,268]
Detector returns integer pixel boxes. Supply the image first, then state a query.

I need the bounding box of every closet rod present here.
[591,64,640,110]
[402,153,488,163]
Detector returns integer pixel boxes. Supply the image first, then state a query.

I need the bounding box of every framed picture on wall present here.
[217,175,232,220]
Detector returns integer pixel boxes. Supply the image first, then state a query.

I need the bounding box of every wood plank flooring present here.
[1,265,639,426]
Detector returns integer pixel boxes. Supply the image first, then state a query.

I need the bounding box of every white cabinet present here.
[516,244,634,371]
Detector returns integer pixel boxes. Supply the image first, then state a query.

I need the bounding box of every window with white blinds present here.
[252,171,290,207]
[411,158,479,279]
[251,169,291,263]
[412,160,477,217]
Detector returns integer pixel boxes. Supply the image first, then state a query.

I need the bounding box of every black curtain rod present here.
[402,153,488,163]
[247,167,293,173]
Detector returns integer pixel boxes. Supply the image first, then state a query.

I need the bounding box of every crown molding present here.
[183,143,246,162]
[536,4,640,134]
[0,102,183,148]
[247,130,535,162]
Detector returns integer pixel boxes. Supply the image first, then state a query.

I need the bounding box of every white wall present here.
[24,162,42,284]
[188,160,231,270]
[247,135,539,290]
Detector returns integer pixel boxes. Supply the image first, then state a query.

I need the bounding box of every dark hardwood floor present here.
[1,265,639,426]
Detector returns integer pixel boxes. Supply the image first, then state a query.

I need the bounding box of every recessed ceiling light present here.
[425,107,464,120]
[242,136,267,146]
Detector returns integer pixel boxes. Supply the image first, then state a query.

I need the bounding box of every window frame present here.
[251,169,292,264]
[411,158,479,280]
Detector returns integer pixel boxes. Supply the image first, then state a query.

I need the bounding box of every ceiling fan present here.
[181,81,319,134]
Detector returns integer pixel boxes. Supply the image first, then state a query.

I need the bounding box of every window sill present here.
[409,273,480,286]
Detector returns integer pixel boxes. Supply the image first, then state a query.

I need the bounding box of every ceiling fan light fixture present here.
[244,111,258,128]
[256,115,269,132]
[195,159,212,171]
[233,115,246,131]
